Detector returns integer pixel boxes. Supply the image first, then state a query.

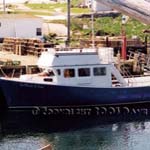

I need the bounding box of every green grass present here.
[25,3,90,14]
[25,3,66,12]
[2,2,149,42]
[71,0,83,7]
[69,16,150,40]
[47,15,150,41]
[71,8,90,14]
[5,11,53,16]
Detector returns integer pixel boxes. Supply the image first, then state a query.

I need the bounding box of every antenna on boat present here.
[66,0,71,47]
[3,0,6,13]
[91,0,95,48]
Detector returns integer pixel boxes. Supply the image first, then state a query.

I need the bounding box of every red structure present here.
[121,35,127,60]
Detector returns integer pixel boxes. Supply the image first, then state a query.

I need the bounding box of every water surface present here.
[1,116,150,150]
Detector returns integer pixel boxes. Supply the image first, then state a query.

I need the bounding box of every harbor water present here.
[1,110,150,150]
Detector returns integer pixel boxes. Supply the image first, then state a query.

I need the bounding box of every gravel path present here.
[43,23,67,36]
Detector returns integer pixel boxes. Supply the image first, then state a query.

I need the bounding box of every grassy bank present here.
[1,2,149,42]
[49,16,150,41]
[25,3,90,14]
[0,11,53,16]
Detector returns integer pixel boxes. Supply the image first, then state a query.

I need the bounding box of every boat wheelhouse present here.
[19,47,126,88]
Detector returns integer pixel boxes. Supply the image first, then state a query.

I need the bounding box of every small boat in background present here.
[0,47,150,116]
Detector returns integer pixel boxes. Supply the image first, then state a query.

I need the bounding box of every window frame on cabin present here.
[56,69,61,76]
[64,69,75,78]
[36,28,42,36]
[78,68,90,77]
[93,67,106,76]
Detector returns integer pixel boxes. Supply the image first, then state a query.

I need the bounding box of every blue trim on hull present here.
[0,79,150,107]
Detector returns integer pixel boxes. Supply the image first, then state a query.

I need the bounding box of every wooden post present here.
[15,44,18,55]
[18,44,21,55]
[39,144,52,150]
[117,51,121,71]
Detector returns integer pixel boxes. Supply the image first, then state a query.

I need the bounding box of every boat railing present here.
[128,51,150,73]
[126,79,150,87]
[145,54,150,69]
[120,65,133,78]
[120,65,136,86]
[127,50,136,59]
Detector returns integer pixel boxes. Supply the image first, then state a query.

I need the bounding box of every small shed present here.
[0,14,43,39]
[84,0,113,11]
[93,1,113,12]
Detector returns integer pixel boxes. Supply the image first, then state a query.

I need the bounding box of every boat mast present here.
[66,0,71,47]
[3,0,6,13]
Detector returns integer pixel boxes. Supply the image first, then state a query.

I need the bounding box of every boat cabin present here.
[34,48,126,87]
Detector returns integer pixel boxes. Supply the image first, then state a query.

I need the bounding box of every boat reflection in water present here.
[1,112,150,150]
[1,102,150,133]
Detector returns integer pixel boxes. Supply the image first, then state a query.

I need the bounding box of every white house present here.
[93,0,113,11]
[0,14,43,39]
[85,0,113,11]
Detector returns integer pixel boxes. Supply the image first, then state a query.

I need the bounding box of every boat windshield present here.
[39,69,54,77]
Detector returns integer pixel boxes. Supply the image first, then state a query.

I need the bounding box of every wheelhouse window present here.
[36,28,42,36]
[56,69,61,76]
[78,68,90,77]
[40,69,54,76]
[93,67,106,76]
[64,69,75,78]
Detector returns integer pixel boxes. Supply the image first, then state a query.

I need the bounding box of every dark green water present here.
[0,116,150,150]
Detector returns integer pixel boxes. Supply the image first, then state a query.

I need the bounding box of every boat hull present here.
[0,79,150,107]
[1,79,150,117]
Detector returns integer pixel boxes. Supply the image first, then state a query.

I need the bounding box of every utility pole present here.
[91,0,95,48]
[66,0,70,47]
[3,0,6,13]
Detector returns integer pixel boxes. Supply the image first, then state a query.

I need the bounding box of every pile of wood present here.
[2,37,53,56]
[80,37,144,48]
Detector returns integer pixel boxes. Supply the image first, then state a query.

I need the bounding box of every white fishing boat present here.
[0,47,150,115]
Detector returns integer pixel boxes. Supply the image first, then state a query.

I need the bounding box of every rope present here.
[11,68,15,78]
[0,67,8,77]
[20,68,23,76]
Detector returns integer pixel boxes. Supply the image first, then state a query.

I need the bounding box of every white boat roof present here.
[37,48,102,68]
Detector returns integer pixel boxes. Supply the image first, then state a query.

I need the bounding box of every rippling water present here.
[1,115,150,150]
